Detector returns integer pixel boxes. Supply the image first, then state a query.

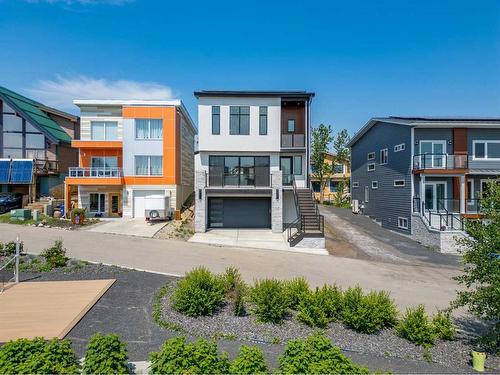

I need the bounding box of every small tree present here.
[331,129,351,206]
[454,180,500,351]
[311,124,333,203]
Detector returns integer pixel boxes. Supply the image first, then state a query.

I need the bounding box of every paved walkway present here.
[87,218,167,238]
[321,206,460,267]
[189,229,328,255]
[0,224,461,312]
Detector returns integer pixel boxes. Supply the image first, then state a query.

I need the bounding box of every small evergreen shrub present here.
[432,311,456,341]
[221,267,247,316]
[249,279,289,324]
[397,305,436,347]
[0,337,79,374]
[83,333,129,374]
[278,332,369,374]
[229,345,268,375]
[221,266,244,293]
[0,241,23,256]
[171,267,226,317]
[342,286,397,334]
[149,337,229,374]
[317,284,344,322]
[40,240,68,269]
[297,284,344,328]
[233,283,246,317]
[283,277,310,309]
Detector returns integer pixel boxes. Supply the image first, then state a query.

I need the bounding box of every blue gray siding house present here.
[348,117,500,253]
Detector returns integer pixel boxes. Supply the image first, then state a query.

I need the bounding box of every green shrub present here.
[149,337,229,374]
[278,332,369,374]
[40,240,68,269]
[0,241,23,257]
[297,284,344,328]
[249,279,289,324]
[432,311,456,341]
[171,267,226,317]
[83,333,129,374]
[0,337,79,374]
[397,305,436,347]
[283,277,310,309]
[221,267,247,316]
[221,266,244,293]
[233,283,246,317]
[229,345,268,374]
[342,286,397,334]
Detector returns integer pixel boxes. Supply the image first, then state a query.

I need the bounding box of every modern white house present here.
[193,90,325,248]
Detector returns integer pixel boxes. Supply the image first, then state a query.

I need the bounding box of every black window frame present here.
[211,106,220,135]
[229,106,250,135]
[209,155,270,187]
[259,106,267,135]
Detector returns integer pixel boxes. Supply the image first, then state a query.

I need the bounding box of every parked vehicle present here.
[0,193,23,214]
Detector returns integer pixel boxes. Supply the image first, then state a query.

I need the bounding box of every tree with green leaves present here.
[454,180,500,351]
[310,124,333,203]
[331,129,351,207]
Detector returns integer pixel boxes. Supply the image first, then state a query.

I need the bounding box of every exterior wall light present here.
[276,189,279,200]
[198,189,202,200]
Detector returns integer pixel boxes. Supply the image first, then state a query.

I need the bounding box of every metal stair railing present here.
[0,236,21,293]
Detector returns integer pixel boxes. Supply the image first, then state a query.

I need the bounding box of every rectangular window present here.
[91,156,118,168]
[229,106,250,135]
[367,163,375,171]
[371,181,378,189]
[330,180,339,192]
[91,121,118,141]
[208,155,270,187]
[312,181,320,192]
[473,140,500,159]
[394,143,405,152]
[333,164,344,174]
[293,155,302,175]
[3,114,22,132]
[380,149,388,165]
[26,134,45,149]
[212,106,220,135]
[394,179,405,187]
[398,217,409,229]
[135,119,163,139]
[364,186,369,202]
[367,152,375,160]
[352,182,359,188]
[287,119,296,133]
[3,133,22,148]
[259,106,268,135]
[134,156,162,176]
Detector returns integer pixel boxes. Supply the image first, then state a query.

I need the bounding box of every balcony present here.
[68,167,122,178]
[208,172,270,188]
[413,154,468,172]
[281,134,305,148]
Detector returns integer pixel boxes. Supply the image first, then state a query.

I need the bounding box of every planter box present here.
[10,209,32,221]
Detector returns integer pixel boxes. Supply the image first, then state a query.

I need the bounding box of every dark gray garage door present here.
[208,197,271,228]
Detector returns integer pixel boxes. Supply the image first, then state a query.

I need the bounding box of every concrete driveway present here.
[189,229,328,255]
[321,206,460,268]
[0,223,461,312]
[86,218,168,238]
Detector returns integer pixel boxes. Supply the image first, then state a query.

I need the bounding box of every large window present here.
[212,106,220,135]
[135,119,163,139]
[330,180,339,192]
[208,155,270,187]
[473,140,500,160]
[91,121,118,141]
[91,156,118,168]
[293,155,302,175]
[229,106,250,135]
[135,156,162,176]
[2,111,45,159]
[259,106,268,135]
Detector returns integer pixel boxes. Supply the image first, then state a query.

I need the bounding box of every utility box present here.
[10,209,32,221]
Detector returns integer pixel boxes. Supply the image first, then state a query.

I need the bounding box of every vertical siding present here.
[351,122,412,232]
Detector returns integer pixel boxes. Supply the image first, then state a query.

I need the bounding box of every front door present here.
[109,193,120,216]
[424,182,446,211]
[280,157,293,185]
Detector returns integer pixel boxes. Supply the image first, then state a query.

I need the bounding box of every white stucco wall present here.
[197,97,281,152]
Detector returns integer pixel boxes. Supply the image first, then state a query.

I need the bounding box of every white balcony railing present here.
[68,167,122,178]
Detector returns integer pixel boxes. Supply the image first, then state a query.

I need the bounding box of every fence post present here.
[15,235,20,284]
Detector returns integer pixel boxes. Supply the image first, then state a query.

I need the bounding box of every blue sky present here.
[0,0,499,136]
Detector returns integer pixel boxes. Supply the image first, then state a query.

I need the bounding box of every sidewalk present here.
[0,223,461,312]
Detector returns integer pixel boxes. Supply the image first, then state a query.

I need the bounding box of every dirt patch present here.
[154,204,195,241]
[324,216,369,259]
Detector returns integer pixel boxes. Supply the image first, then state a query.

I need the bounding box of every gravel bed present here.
[160,280,479,370]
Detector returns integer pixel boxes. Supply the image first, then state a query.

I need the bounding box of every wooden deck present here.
[0,279,115,342]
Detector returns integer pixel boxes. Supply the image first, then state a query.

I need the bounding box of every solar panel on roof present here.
[0,160,10,183]
[10,160,34,184]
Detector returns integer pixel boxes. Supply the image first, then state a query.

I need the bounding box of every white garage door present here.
[133,190,165,218]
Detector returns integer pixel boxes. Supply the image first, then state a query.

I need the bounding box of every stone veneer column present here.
[271,170,283,233]
[194,171,207,232]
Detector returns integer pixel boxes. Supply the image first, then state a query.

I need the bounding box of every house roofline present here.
[193,90,315,99]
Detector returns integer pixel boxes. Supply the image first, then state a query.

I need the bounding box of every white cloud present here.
[25,0,133,5]
[27,76,174,110]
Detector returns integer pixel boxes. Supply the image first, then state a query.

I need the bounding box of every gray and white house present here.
[194,90,325,249]
[349,116,500,253]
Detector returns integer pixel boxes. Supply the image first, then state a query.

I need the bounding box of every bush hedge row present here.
[169,267,457,346]
[0,333,369,375]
